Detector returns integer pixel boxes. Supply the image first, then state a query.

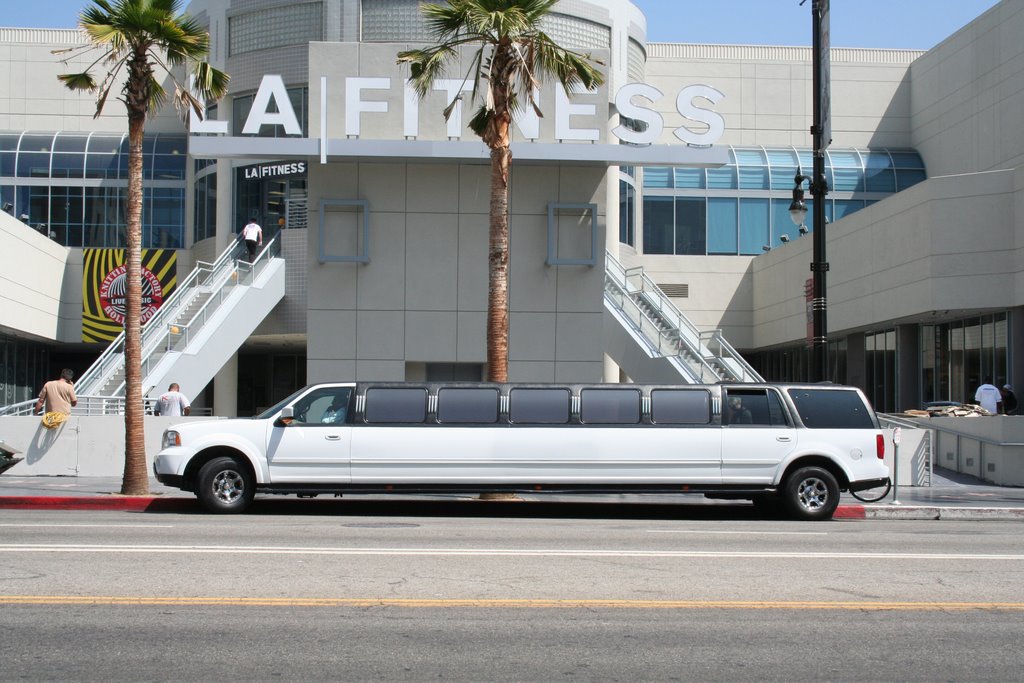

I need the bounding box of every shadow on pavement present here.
[158,496,796,522]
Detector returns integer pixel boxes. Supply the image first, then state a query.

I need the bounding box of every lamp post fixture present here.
[797,0,831,382]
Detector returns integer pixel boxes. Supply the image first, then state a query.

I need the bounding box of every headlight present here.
[162,430,181,449]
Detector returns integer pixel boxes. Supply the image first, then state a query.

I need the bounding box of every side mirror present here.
[276,406,295,426]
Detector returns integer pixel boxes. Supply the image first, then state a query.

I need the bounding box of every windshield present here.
[254,386,310,420]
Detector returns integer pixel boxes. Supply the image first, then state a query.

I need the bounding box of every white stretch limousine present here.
[154,382,890,519]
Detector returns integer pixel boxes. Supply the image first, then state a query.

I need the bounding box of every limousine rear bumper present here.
[848,477,891,493]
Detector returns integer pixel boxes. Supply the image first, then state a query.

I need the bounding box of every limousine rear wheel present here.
[783,466,839,520]
[196,456,254,513]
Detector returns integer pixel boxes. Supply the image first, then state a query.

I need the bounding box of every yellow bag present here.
[41,411,68,429]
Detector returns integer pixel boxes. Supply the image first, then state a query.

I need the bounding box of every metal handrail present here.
[605,256,719,382]
[605,251,752,383]
[76,239,247,396]
[699,329,763,383]
[0,395,214,417]
[105,237,280,398]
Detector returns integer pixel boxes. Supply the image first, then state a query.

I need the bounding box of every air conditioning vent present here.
[657,283,689,298]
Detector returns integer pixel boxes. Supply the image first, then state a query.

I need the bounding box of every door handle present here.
[776,436,792,442]
[325,434,341,441]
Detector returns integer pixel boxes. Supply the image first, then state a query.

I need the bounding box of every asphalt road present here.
[2,504,1023,680]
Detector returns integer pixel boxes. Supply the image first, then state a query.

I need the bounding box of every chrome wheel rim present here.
[212,469,244,504]
[796,476,829,511]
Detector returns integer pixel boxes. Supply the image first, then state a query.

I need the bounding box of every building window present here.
[228,2,323,56]
[1,132,186,249]
[630,147,926,256]
[922,313,1009,406]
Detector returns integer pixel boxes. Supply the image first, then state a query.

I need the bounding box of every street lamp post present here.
[801,0,831,382]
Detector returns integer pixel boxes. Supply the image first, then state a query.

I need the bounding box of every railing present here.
[0,396,214,417]
[604,250,762,383]
[699,329,763,383]
[878,413,933,487]
[161,237,281,357]
[74,237,279,398]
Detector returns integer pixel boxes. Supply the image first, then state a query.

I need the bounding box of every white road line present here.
[0,544,1022,560]
[0,528,174,532]
[646,530,827,536]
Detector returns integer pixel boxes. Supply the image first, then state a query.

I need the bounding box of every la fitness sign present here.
[191,74,725,147]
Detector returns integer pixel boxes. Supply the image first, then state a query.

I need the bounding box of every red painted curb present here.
[0,496,195,512]
[833,504,866,519]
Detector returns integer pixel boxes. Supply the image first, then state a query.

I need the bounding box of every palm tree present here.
[57,0,228,495]
[398,0,603,382]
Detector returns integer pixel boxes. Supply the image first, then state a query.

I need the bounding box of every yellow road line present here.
[2,596,1024,610]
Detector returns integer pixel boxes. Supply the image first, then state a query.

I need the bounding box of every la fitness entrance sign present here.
[191,74,725,147]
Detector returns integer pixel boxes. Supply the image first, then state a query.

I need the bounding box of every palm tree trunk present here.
[120,109,148,496]
[486,144,511,383]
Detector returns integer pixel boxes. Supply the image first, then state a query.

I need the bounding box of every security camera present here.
[780,235,790,243]
[798,225,809,235]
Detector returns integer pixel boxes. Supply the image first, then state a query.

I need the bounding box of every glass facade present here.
[626,146,926,254]
[361,3,610,50]
[0,332,49,407]
[0,132,187,249]
[923,313,1009,406]
[228,2,323,56]
[193,158,217,243]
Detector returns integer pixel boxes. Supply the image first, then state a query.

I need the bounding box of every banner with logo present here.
[82,249,178,343]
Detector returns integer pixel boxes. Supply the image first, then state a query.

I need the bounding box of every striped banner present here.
[82,249,177,343]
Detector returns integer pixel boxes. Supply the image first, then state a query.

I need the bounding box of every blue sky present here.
[2,0,1002,50]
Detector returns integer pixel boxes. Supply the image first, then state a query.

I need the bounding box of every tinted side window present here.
[650,389,710,424]
[580,388,641,424]
[437,388,499,424]
[509,388,570,424]
[787,389,875,429]
[726,389,789,426]
[365,388,427,423]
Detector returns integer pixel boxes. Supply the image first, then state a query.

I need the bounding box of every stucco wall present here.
[305,160,608,383]
[0,213,69,341]
[910,0,1024,176]
[750,168,1020,349]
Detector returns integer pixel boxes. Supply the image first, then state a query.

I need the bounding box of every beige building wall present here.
[0,28,184,134]
[305,160,607,383]
[0,213,70,342]
[750,168,1021,349]
[643,44,922,149]
[910,0,1024,176]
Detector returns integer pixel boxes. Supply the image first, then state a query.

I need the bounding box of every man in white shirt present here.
[240,217,263,262]
[157,383,191,417]
[974,377,1002,415]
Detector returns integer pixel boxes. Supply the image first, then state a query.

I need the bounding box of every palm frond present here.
[191,61,230,101]
[397,44,459,98]
[57,71,97,91]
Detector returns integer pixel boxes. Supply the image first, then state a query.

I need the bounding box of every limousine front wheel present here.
[783,466,839,520]
[197,456,255,513]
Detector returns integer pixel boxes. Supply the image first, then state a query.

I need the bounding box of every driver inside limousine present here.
[321,398,347,424]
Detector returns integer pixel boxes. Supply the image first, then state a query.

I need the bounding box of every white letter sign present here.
[346,77,391,137]
[674,85,725,146]
[242,75,302,135]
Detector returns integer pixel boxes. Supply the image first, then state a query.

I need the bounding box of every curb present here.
[0,496,196,512]
[1,497,1023,520]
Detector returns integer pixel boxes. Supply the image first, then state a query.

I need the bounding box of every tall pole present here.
[810,0,831,382]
